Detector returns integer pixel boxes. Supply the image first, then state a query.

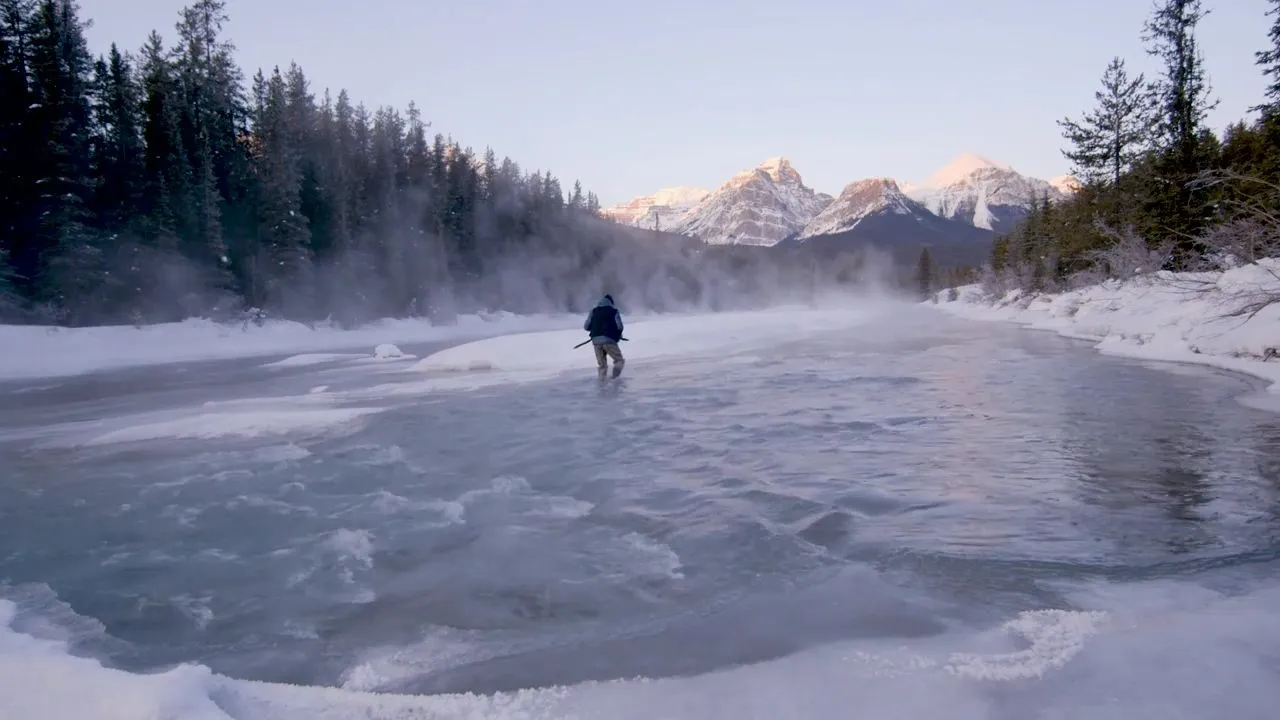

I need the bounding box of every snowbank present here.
[5,577,1280,719]
[0,311,579,381]
[929,259,1280,394]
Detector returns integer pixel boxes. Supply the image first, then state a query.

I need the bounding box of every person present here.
[583,294,625,378]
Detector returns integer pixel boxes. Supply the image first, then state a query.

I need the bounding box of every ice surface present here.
[4,576,1279,719]
[0,311,577,381]
[21,391,379,448]
[264,353,366,368]
[4,287,1280,717]
[409,302,897,390]
[931,259,1280,394]
[83,408,381,446]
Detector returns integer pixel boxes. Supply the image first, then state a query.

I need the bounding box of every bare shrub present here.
[1085,221,1173,279]
[1192,168,1280,265]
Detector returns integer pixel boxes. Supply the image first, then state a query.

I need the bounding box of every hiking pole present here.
[573,336,628,349]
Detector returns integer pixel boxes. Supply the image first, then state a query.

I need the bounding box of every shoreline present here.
[925,260,1280,401]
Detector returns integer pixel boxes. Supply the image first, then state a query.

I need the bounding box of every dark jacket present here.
[583,296,623,343]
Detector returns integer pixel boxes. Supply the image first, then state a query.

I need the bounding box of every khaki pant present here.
[593,342,624,373]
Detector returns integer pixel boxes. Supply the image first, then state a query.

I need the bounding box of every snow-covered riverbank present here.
[929,259,1280,395]
[0,311,579,381]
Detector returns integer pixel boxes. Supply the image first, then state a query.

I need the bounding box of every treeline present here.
[0,0,617,326]
[981,0,1280,294]
[0,0,863,329]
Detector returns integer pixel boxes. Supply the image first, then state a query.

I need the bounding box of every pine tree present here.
[0,0,35,293]
[443,143,480,281]
[989,234,1010,274]
[26,0,104,321]
[0,247,22,318]
[139,30,188,251]
[0,0,633,325]
[1255,0,1280,118]
[254,66,312,314]
[915,246,933,299]
[403,101,429,189]
[479,146,497,202]
[1057,57,1158,185]
[1143,0,1217,164]
[173,0,245,299]
[328,88,356,254]
[172,0,243,199]
[1142,0,1220,262]
[90,43,144,230]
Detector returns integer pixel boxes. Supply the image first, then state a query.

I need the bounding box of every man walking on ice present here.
[583,294,625,379]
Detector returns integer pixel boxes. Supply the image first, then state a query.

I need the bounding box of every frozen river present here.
[2,302,1278,719]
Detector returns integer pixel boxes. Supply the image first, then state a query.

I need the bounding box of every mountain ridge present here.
[602,153,1075,244]
[665,157,834,246]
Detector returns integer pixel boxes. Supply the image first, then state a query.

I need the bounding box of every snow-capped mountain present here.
[1050,175,1082,194]
[669,157,833,246]
[785,177,994,267]
[798,177,920,238]
[599,186,709,231]
[601,153,1078,256]
[904,154,1072,234]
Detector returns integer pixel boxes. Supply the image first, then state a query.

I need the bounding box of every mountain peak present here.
[920,153,1013,189]
[672,156,831,246]
[747,156,802,185]
[798,176,918,238]
[599,186,709,229]
[905,157,1067,233]
[1050,175,1081,194]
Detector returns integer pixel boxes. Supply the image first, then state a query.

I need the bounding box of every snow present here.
[799,178,919,237]
[671,157,833,246]
[408,302,895,391]
[79,407,381,446]
[754,156,800,183]
[606,153,1077,241]
[0,312,578,382]
[5,577,1280,719]
[897,154,1067,231]
[599,186,709,230]
[265,353,366,368]
[649,187,710,206]
[1050,174,1082,194]
[917,153,1013,190]
[929,260,1280,395]
[16,390,380,449]
[373,344,408,360]
[907,166,1064,231]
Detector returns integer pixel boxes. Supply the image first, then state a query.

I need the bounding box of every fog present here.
[29,188,913,331]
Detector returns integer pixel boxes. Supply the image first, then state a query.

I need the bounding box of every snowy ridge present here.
[605,153,1078,245]
[919,153,1013,189]
[906,162,1069,233]
[671,157,833,246]
[798,178,922,238]
[929,259,1280,396]
[600,186,709,231]
[1050,175,1082,194]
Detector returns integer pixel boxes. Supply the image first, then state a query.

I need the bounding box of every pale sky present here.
[78,0,1270,206]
